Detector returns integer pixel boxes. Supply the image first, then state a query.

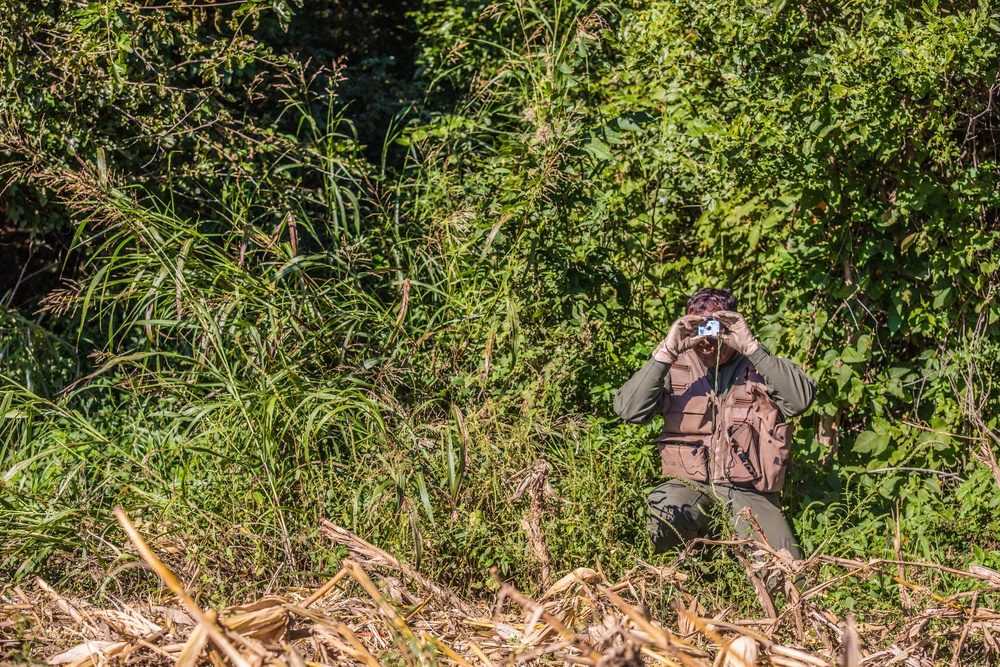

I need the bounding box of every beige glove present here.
[652,315,705,365]
[715,310,760,356]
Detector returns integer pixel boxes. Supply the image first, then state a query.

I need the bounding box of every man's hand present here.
[715,310,760,356]
[652,315,705,365]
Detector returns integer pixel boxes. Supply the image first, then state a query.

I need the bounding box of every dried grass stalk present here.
[22,517,998,667]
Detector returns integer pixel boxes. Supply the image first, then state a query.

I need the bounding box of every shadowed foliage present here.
[2,1,1000,662]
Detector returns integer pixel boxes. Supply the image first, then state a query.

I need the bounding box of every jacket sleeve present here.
[747,346,817,418]
[614,357,670,424]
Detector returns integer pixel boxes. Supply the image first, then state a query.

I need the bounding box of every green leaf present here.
[585,137,614,161]
[616,116,642,132]
[932,286,952,309]
[841,344,868,364]
[854,431,891,456]
[415,470,435,525]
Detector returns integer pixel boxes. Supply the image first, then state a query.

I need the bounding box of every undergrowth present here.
[2,4,1000,660]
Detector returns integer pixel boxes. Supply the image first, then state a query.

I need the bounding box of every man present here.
[614,288,816,558]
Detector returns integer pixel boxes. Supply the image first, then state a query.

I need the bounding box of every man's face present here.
[687,307,736,369]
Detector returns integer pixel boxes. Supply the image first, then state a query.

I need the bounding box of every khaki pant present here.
[647,478,802,559]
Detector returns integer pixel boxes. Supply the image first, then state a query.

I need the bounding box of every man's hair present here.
[686,288,737,314]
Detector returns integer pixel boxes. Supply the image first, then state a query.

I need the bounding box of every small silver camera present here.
[698,318,721,337]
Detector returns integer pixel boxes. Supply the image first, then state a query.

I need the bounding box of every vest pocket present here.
[657,439,709,481]
[720,422,762,485]
[757,421,792,492]
[728,395,754,422]
[663,395,713,435]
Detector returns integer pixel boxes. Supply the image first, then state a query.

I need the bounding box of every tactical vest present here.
[657,350,791,493]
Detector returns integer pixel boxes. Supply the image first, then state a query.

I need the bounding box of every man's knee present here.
[646,481,709,553]
[647,506,694,552]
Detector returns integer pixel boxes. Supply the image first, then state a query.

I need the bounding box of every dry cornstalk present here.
[24,516,989,667]
[303,566,350,608]
[491,566,604,664]
[321,519,475,614]
[113,507,252,667]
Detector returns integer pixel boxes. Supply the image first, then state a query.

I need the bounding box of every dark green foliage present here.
[2,1,1000,654]
[0,0,366,245]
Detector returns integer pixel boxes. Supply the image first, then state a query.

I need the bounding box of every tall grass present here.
[5,1,1000,631]
[0,76,656,596]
